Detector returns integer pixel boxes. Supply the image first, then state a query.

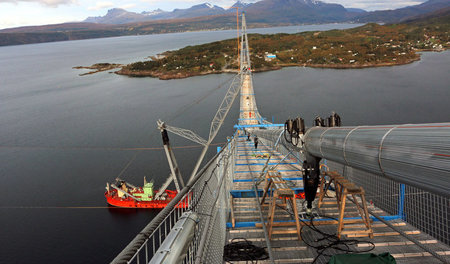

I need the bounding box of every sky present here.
[0,0,428,30]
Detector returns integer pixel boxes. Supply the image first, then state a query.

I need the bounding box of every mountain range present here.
[354,0,450,23]
[84,3,231,24]
[82,0,449,25]
[1,0,449,46]
[84,0,361,24]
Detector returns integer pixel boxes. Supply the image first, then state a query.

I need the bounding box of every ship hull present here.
[105,190,183,209]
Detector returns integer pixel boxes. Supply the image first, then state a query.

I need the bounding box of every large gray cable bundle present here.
[304,123,450,197]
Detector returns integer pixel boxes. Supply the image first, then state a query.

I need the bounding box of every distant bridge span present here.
[238,13,265,126]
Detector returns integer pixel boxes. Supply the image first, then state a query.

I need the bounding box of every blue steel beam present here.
[234,124,284,129]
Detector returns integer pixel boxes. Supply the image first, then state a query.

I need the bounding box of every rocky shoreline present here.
[74,48,448,80]
[73,63,122,76]
[115,68,226,80]
[305,55,421,69]
[112,55,422,80]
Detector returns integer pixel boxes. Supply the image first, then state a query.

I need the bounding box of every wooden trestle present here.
[261,170,302,241]
[318,170,374,239]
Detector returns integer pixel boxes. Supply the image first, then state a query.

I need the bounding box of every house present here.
[265,53,276,61]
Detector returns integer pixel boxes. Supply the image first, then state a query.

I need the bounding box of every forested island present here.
[78,10,449,80]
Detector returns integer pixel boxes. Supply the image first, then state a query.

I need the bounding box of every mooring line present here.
[0,142,226,151]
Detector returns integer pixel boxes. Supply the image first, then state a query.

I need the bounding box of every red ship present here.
[105,121,192,209]
[105,178,183,209]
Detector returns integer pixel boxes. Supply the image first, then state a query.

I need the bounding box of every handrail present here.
[194,146,233,264]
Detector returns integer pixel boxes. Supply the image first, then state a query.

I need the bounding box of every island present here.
[76,11,449,80]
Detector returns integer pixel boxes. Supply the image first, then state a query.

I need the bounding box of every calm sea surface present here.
[0,24,449,263]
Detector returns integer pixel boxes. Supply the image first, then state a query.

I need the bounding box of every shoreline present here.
[74,49,447,80]
[73,63,122,76]
[113,54,423,80]
[306,55,421,69]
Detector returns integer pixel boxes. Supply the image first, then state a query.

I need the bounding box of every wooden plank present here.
[345,222,405,229]
[291,194,302,241]
[230,222,406,233]
[346,230,421,237]
[271,229,300,235]
[357,240,438,247]
[272,246,307,251]
[391,251,450,258]
[230,194,235,228]
[254,218,370,228]
[341,230,372,234]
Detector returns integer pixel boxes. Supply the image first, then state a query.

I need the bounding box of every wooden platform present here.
[226,133,450,264]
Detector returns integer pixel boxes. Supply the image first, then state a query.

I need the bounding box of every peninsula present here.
[78,10,449,80]
[73,63,122,76]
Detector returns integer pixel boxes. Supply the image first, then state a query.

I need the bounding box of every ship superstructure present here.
[110,13,450,264]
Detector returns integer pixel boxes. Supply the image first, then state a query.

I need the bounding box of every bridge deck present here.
[239,74,259,125]
[226,131,450,264]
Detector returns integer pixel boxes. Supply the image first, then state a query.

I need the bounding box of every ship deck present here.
[225,133,450,264]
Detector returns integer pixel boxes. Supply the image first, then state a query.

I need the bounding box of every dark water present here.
[0,24,449,263]
[254,54,450,126]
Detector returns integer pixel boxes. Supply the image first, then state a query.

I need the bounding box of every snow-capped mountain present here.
[142,9,167,16]
[83,0,448,25]
[84,3,228,24]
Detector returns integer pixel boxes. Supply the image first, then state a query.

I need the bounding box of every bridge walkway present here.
[226,131,450,264]
[239,73,260,125]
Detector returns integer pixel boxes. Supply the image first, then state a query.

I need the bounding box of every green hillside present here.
[115,10,449,79]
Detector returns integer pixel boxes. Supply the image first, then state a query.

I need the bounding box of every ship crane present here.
[154,120,207,200]
[110,183,140,201]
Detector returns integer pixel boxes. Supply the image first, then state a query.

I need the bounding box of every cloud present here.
[321,0,426,11]
[0,0,77,7]
[120,3,136,9]
[87,1,113,10]
[0,11,78,29]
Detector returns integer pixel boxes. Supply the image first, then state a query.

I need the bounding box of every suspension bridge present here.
[111,13,450,264]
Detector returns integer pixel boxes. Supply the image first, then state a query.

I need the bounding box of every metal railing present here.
[111,137,236,264]
[327,160,450,247]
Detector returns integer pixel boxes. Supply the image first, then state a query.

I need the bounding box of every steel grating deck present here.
[225,133,450,264]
